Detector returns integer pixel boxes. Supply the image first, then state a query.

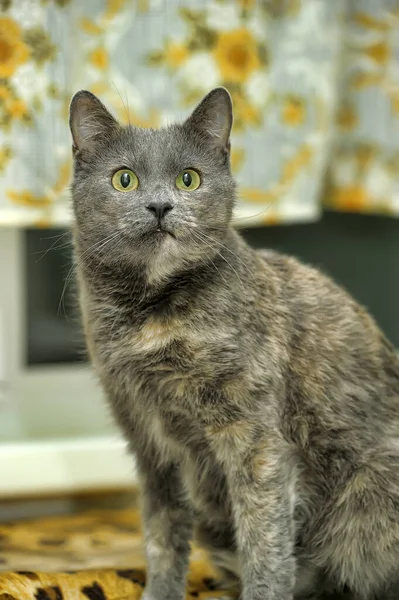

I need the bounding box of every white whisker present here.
[58,231,122,318]
[192,229,245,291]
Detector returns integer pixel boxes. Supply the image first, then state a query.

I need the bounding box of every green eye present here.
[176,169,200,191]
[112,169,139,192]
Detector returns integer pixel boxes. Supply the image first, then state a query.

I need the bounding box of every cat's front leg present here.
[137,454,193,600]
[210,425,296,600]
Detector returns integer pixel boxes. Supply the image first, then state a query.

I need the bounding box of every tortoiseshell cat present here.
[69,87,399,600]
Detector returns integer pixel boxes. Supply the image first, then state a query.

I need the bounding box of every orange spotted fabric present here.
[0,508,236,599]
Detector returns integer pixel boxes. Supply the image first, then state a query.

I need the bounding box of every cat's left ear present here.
[185,87,233,155]
[69,90,119,155]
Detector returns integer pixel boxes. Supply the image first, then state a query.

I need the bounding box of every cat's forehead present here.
[113,124,201,170]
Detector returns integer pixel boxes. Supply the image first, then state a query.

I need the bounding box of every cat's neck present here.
[77,227,246,313]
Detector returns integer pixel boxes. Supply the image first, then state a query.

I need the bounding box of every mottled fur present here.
[69,88,399,600]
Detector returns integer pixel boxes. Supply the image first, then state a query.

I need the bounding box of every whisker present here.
[232,199,276,225]
[34,240,72,261]
[58,231,122,319]
[187,228,229,287]
[112,80,130,125]
[40,231,71,241]
[197,229,254,279]
[124,83,131,127]
[192,229,245,291]
[87,232,125,296]
[34,231,72,261]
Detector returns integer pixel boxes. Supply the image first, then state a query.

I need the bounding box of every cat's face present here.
[69,88,236,283]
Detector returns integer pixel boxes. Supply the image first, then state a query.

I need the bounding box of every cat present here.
[69,87,399,600]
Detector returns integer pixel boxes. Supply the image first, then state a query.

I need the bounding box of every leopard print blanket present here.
[0,507,234,600]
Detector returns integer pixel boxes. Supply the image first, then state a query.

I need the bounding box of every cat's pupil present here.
[182,172,192,187]
[120,172,130,188]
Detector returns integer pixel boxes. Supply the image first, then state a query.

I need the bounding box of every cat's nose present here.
[146,200,173,221]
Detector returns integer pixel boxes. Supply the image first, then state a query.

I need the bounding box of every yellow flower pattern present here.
[0,17,30,77]
[7,98,27,119]
[324,4,399,216]
[89,47,109,71]
[213,28,261,83]
[0,0,398,225]
[144,2,339,223]
[0,144,11,172]
[164,43,189,69]
[281,97,306,127]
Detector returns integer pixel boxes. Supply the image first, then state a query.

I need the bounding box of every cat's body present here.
[70,88,399,600]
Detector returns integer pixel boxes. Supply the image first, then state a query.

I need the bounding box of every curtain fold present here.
[0,0,398,227]
[325,0,399,216]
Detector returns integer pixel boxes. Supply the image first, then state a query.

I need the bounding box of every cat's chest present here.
[106,311,240,380]
[94,309,247,424]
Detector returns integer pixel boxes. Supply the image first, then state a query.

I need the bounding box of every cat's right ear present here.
[184,87,233,156]
[69,91,119,155]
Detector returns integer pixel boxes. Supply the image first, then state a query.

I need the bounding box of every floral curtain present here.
[0,0,398,227]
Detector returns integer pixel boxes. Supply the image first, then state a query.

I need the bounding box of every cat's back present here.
[254,248,399,464]
[255,247,394,364]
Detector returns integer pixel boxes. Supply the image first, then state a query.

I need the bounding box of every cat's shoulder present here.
[255,248,331,288]
[253,247,356,316]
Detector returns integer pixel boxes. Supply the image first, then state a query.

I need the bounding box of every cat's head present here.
[69,88,236,283]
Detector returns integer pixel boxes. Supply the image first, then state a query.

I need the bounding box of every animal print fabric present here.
[0,507,233,599]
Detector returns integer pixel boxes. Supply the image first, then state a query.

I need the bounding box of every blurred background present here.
[1,0,399,504]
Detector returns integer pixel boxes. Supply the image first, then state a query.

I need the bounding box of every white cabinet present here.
[0,228,136,498]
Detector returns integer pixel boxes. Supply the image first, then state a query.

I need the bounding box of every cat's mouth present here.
[149,224,176,239]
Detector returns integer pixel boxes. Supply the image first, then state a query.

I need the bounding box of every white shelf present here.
[0,436,137,499]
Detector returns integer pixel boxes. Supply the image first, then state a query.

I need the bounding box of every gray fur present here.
[69,87,399,600]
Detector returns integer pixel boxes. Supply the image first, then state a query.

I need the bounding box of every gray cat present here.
[69,87,399,600]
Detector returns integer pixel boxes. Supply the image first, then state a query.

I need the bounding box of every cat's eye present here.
[176,169,201,191]
[112,169,139,192]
